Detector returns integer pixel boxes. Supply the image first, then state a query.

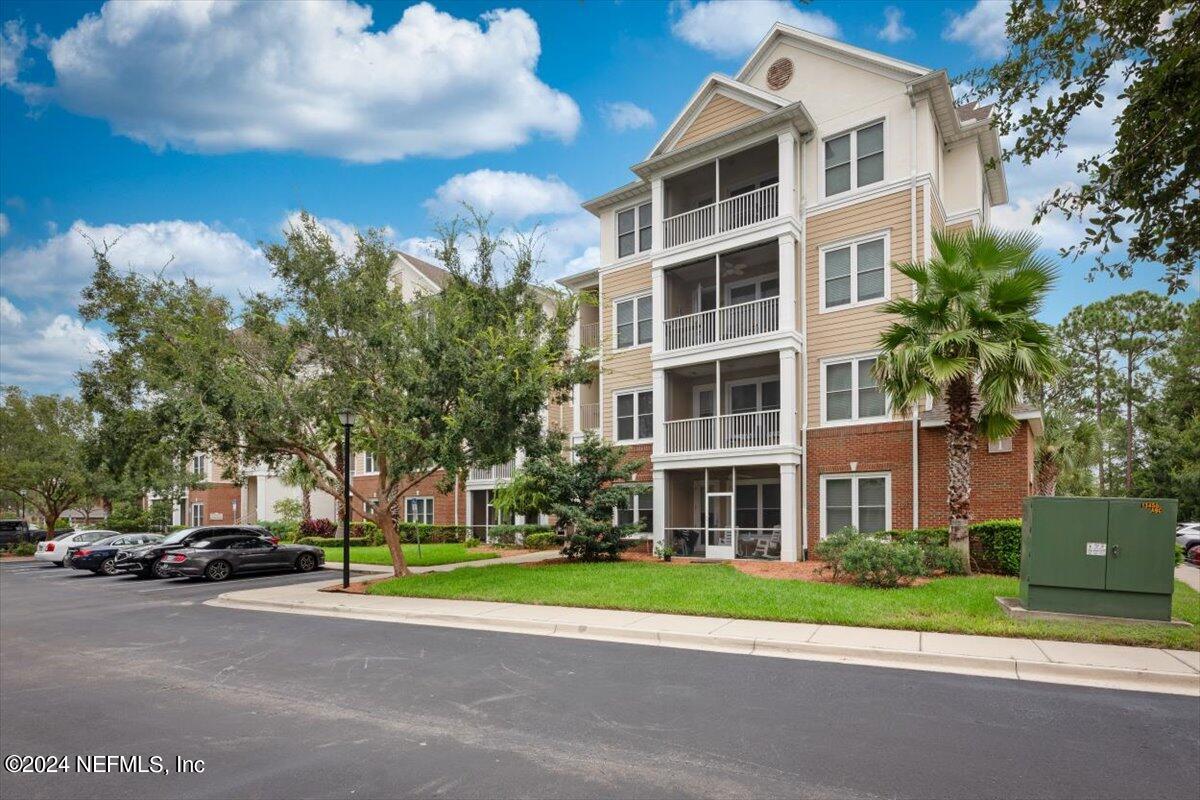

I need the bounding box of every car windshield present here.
[161,527,201,545]
[95,535,124,545]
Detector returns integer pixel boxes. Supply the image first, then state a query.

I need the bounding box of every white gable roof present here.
[737,22,929,85]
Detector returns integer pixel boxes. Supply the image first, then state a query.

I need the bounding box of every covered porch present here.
[657,464,798,561]
[662,139,779,249]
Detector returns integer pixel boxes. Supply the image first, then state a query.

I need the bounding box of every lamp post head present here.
[337,409,358,427]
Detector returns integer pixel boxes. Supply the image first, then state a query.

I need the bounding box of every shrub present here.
[14,542,35,557]
[351,521,382,545]
[463,537,482,548]
[523,531,559,550]
[259,520,299,541]
[297,536,371,547]
[840,538,925,588]
[394,523,468,544]
[299,518,337,539]
[921,544,966,575]
[1175,544,1185,566]
[969,519,1021,575]
[562,522,624,562]
[814,526,862,580]
[488,524,552,547]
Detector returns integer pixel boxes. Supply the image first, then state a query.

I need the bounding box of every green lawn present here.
[367,560,1200,650]
[323,543,498,568]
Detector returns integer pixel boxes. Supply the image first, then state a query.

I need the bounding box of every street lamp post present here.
[19,489,27,523]
[337,409,357,589]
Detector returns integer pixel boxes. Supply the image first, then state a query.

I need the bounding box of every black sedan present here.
[67,533,164,575]
[157,533,323,581]
[112,524,278,579]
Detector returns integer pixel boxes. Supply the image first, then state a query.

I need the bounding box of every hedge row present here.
[486,524,553,546]
[296,522,470,547]
[887,519,1021,575]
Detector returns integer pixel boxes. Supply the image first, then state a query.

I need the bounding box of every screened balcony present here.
[663,466,783,560]
[577,295,599,353]
[662,140,779,249]
[662,354,781,454]
[662,240,779,351]
[577,379,600,433]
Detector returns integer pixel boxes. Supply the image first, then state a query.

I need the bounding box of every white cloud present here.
[601,101,655,132]
[0,309,110,394]
[670,0,839,58]
[943,0,1010,59]
[0,19,26,89]
[877,7,914,43]
[0,296,23,324]
[425,170,580,221]
[0,219,271,302]
[0,211,8,237]
[6,1,579,162]
[281,212,395,257]
[991,186,1089,252]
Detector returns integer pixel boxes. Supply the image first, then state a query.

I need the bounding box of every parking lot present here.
[2,559,1199,800]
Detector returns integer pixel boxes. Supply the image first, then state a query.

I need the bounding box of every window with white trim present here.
[824,121,884,196]
[363,452,377,474]
[405,497,434,525]
[617,202,652,258]
[615,389,653,442]
[822,474,889,534]
[191,454,207,478]
[615,294,652,348]
[190,502,204,527]
[615,488,653,534]
[823,355,886,423]
[822,235,887,310]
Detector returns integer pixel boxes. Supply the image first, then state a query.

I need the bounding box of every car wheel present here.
[99,558,118,576]
[56,559,67,568]
[204,560,232,582]
[295,553,317,573]
[152,559,174,579]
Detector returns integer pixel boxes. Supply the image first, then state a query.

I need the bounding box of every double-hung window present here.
[363,452,377,474]
[617,202,652,258]
[190,502,204,527]
[615,488,653,534]
[615,389,653,442]
[824,121,884,196]
[191,454,207,478]
[822,474,889,534]
[615,294,652,348]
[823,355,886,423]
[405,497,434,525]
[822,235,887,310]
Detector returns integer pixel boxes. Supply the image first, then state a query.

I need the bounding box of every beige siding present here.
[672,94,764,151]
[599,261,653,439]
[946,220,974,236]
[805,186,924,426]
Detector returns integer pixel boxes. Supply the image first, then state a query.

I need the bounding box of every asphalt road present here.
[1,560,1197,800]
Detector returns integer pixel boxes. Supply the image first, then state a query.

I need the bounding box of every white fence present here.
[579,402,600,431]
[468,460,517,482]
[662,183,779,249]
[663,409,781,453]
[662,295,779,351]
[579,322,599,350]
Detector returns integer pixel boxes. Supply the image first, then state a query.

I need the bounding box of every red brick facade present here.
[187,483,241,526]
[349,470,467,526]
[804,420,1033,552]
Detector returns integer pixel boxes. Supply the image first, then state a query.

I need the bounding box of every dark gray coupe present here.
[157,533,324,581]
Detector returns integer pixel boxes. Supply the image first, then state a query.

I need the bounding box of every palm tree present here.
[875,228,1060,571]
[1034,412,1097,496]
[280,457,317,521]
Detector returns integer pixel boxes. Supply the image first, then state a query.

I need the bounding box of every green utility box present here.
[1019,497,1178,621]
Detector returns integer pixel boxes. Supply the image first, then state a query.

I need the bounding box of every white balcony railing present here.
[663,183,779,249]
[468,459,517,482]
[579,322,599,350]
[663,296,779,351]
[663,409,781,454]
[580,402,600,431]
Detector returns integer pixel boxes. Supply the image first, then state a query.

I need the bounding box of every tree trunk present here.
[375,503,409,578]
[1035,458,1059,497]
[1124,356,1134,495]
[301,487,312,521]
[946,376,975,574]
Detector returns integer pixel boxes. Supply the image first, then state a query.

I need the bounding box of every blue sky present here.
[0,0,1185,394]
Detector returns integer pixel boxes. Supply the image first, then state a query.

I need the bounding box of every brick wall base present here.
[187,484,241,525]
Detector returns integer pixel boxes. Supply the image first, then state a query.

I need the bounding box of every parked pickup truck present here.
[0,520,47,547]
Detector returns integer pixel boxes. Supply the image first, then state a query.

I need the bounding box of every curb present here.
[206,593,1200,697]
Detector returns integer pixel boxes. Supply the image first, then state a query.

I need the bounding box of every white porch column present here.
[652,266,665,356]
[652,367,666,457]
[778,131,797,219]
[653,468,666,552]
[777,233,796,332]
[651,177,664,252]
[572,383,582,434]
[779,349,797,448]
[780,463,798,562]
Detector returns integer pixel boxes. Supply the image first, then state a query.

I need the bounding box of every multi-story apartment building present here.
[559,23,1039,562]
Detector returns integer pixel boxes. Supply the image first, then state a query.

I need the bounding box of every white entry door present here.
[705,492,734,560]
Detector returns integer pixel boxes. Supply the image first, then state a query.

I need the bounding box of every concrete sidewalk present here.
[1177,564,1200,592]
[208,579,1200,696]
[322,548,560,575]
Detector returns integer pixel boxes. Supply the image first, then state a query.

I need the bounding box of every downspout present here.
[799,131,811,558]
[909,89,920,529]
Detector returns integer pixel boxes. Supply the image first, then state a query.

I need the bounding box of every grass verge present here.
[323,543,498,568]
[367,560,1200,650]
